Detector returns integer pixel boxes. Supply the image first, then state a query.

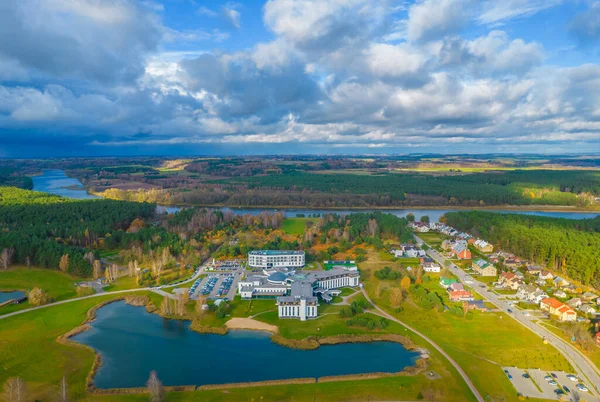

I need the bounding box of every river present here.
[32,169,599,221]
[72,301,419,389]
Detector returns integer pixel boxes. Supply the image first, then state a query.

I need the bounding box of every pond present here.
[0,291,25,304]
[72,301,420,389]
[32,170,599,221]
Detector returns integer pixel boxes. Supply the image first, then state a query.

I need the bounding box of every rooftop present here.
[249,250,304,256]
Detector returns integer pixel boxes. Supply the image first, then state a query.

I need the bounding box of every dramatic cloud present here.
[0,0,599,156]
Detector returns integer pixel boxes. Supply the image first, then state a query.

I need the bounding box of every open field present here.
[0,292,157,401]
[280,218,315,235]
[0,267,79,314]
[418,232,450,248]
[358,249,573,401]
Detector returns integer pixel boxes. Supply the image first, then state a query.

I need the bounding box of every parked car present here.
[563,386,570,393]
[576,384,589,392]
[522,373,530,379]
[549,380,557,386]
[551,373,558,379]
[566,374,578,382]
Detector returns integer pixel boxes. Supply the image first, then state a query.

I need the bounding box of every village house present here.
[504,258,522,269]
[567,298,582,308]
[393,244,426,258]
[579,304,597,315]
[553,276,570,288]
[449,289,473,302]
[449,282,464,292]
[554,290,567,299]
[500,272,523,290]
[525,265,543,275]
[421,261,441,273]
[440,277,459,289]
[441,239,454,251]
[463,300,487,311]
[472,258,497,277]
[539,270,554,280]
[517,284,538,301]
[582,292,598,302]
[411,222,430,232]
[452,243,472,260]
[474,239,493,253]
[540,297,577,322]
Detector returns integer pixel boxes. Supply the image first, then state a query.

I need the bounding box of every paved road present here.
[415,234,600,397]
[361,288,485,402]
[0,265,206,321]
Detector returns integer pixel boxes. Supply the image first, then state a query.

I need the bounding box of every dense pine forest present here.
[444,211,600,288]
[217,170,600,207]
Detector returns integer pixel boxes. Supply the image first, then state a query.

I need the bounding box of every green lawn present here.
[0,292,152,401]
[418,232,450,247]
[359,250,573,401]
[281,218,316,235]
[102,275,139,292]
[0,267,79,314]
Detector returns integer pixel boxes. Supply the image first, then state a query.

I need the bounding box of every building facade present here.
[248,250,305,269]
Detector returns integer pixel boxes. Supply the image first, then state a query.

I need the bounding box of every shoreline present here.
[62,298,425,395]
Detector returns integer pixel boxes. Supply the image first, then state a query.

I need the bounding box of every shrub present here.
[28,288,52,306]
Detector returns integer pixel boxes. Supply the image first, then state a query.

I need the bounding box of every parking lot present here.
[503,367,597,401]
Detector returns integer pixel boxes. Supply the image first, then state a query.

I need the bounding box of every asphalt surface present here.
[415,234,600,398]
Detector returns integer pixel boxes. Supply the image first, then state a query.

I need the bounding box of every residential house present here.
[540,297,577,322]
[531,289,549,304]
[449,290,473,302]
[517,284,538,301]
[500,272,523,290]
[582,292,598,302]
[553,276,570,288]
[567,298,582,308]
[504,258,522,269]
[421,261,441,273]
[554,290,567,299]
[441,239,454,251]
[472,259,497,277]
[579,304,597,315]
[452,243,472,260]
[514,271,525,280]
[449,282,464,292]
[463,300,487,311]
[440,278,459,288]
[539,270,554,280]
[526,265,543,275]
[474,239,493,253]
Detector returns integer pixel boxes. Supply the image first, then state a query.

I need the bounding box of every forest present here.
[444,211,600,287]
[217,170,600,207]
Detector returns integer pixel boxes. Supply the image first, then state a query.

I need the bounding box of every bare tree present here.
[0,248,15,270]
[146,371,164,402]
[58,376,68,402]
[2,377,26,402]
[25,256,31,268]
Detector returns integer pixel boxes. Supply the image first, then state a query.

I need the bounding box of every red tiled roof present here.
[541,297,563,309]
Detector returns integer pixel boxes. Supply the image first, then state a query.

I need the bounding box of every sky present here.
[1,0,600,157]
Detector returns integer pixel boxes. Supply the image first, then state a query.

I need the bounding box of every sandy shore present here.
[225,317,278,333]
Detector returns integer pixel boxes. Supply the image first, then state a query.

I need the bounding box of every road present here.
[361,288,485,402]
[0,265,206,321]
[414,234,600,398]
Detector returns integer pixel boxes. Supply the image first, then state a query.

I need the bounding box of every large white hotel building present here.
[247,250,305,269]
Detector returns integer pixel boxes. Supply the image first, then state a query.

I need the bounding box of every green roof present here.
[440,278,458,286]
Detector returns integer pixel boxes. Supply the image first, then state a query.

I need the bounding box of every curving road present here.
[0,266,206,321]
[415,234,600,398]
[360,287,485,402]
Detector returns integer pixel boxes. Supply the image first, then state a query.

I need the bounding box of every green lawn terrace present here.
[323,260,357,271]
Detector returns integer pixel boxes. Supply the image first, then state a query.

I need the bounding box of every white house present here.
[422,262,441,273]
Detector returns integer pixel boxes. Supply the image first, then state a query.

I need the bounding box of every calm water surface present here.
[0,291,25,303]
[32,170,599,221]
[73,301,420,389]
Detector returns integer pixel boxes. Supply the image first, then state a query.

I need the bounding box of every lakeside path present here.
[360,287,485,402]
[414,234,600,398]
[0,266,205,321]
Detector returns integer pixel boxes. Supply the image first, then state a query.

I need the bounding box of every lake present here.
[72,301,420,389]
[32,170,599,221]
[0,291,25,304]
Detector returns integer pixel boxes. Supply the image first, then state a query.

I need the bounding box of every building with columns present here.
[247,250,305,269]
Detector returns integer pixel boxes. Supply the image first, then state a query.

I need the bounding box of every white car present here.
[576,384,589,392]
[566,374,578,382]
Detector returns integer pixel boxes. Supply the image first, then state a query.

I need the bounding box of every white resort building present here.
[238,258,360,321]
[247,250,305,269]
